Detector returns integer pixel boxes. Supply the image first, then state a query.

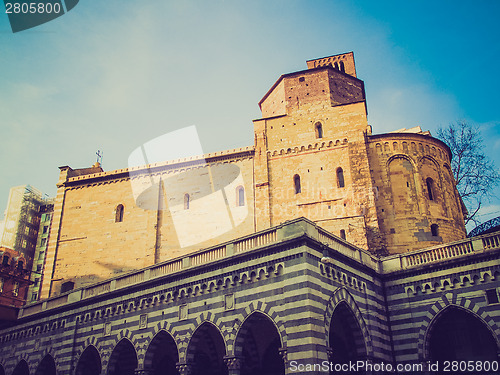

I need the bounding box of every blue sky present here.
[0,0,499,230]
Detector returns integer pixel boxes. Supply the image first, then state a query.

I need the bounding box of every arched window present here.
[293,175,301,194]
[184,194,190,210]
[115,204,124,222]
[315,122,323,138]
[61,281,75,293]
[337,168,345,188]
[340,229,346,240]
[426,177,434,200]
[340,60,345,72]
[334,62,339,70]
[431,224,439,237]
[236,186,245,207]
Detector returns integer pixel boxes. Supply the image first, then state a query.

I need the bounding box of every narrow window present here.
[315,122,323,138]
[340,60,345,72]
[426,178,434,201]
[236,186,245,207]
[431,224,439,237]
[294,175,301,194]
[115,204,124,222]
[43,225,48,234]
[2,256,9,266]
[61,281,75,293]
[184,194,190,210]
[31,293,38,301]
[334,62,339,70]
[340,229,346,240]
[337,168,345,188]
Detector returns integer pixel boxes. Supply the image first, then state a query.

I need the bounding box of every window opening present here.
[115,204,124,222]
[426,178,434,200]
[340,229,346,240]
[315,122,323,138]
[337,168,345,188]
[294,175,301,194]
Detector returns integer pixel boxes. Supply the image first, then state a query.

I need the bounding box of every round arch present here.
[386,154,419,216]
[35,354,57,375]
[424,305,499,364]
[107,338,138,375]
[417,154,441,168]
[143,330,179,375]
[386,153,417,170]
[12,360,30,375]
[234,311,285,375]
[186,321,227,375]
[75,345,101,375]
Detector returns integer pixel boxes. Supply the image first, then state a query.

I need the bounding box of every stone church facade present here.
[41,52,465,298]
[0,53,498,374]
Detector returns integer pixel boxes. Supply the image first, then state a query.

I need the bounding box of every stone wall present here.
[367,133,467,253]
[2,219,499,375]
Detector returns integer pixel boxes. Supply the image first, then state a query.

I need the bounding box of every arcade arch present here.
[427,307,498,368]
[107,338,138,375]
[328,302,367,374]
[186,322,227,375]
[144,331,179,375]
[12,360,29,375]
[234,312,284,375]
[75,345,101,375]
[35,355,56,375]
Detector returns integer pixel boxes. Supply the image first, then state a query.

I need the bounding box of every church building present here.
[0,52,498,375]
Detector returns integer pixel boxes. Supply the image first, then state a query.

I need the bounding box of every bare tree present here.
[437,122,500,226]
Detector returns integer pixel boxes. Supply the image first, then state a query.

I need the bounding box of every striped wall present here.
[0,219,498,375]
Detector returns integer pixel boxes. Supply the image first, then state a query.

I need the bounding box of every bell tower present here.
[253,52,379,251]
[306,51,357,77]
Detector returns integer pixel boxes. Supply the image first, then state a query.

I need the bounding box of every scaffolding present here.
[0,185,46,261]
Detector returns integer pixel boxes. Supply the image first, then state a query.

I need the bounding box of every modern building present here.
[0,52,498,375]
[0,185,46,266]
[27,202,54,303]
